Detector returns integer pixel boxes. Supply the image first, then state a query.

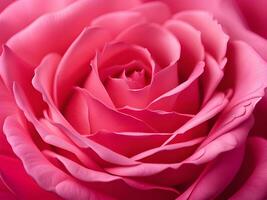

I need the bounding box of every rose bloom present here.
[0,0,267,199]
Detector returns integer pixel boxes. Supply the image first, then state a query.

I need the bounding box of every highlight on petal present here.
[173,10,229,61]
[91,11,146,36]
[0,155,59,199]
[0,0,76,48]
[6,0,141,65]
[131,1,171,24]
[116,23,180,67]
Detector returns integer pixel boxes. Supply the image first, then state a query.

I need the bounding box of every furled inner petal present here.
[116,23,180,67]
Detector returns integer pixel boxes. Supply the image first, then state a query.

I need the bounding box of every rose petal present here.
[147,61,204,111]
[119,108,192,132]
[203,41,267,145]
[0,46,44,116]
[162,92,229,146]
[7,0,141,65]
[201,54,226,104]
[44,151,179,200]
[177,139,246,200]
[164,19,204,78]
[173,11,229,61]
[54,27,112,107]
[143,0,220,13]
[131,137,205,163]
[78,87,155,133]
[3,115,103,200]
[131,1,171,24]
[91,11,146,36]
[236,0,267,38]
[89,131,172,157]
[224,137,267,200]
[106,117,252,180]
[116,23,180,67]
[0,0,76,48]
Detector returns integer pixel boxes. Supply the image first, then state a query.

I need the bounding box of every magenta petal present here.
[229,137,267,200]
[0,155,60,200]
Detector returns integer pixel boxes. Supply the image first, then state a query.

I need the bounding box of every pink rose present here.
[0,0,267,199]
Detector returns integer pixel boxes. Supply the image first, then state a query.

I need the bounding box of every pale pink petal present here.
[6,0,141,65]
[131,1,171,24]
[173,11,229,61]
[116,23,180,67]
[91,11,146,36]
[164,19,204,77]
[143,0,220,13]
[0,0,76,47]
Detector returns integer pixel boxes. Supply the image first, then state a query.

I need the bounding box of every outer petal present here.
[224,137,267,200]
[203,41,267,145]
[173,10,229,62]
[6,0,141,65]
[3,115,104,200]
[0,0,76,47]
